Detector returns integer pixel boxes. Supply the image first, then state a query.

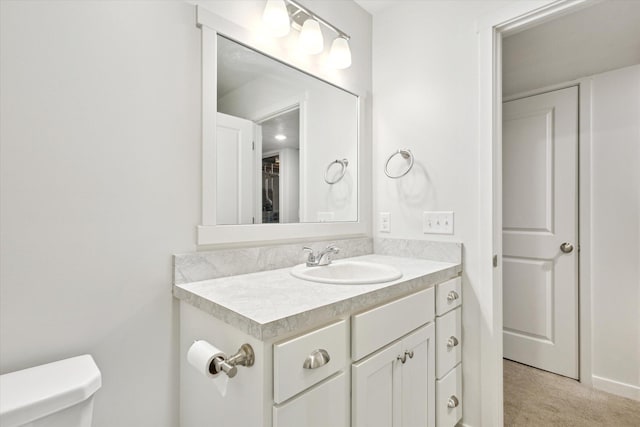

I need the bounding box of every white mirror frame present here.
[196,6,367,246]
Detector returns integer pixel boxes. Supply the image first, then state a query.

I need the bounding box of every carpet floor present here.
[504,359,640,426]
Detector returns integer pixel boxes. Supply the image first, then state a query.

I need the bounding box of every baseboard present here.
[592,375,640,401]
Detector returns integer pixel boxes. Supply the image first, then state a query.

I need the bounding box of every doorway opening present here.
[496,0,640,424]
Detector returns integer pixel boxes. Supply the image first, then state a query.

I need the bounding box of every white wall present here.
[0,2,200,426]
[370,2,506,425]
[502,0,640,97]
[0,1,372,426]
[590,65,640,399]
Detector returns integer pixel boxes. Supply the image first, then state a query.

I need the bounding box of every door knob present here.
[560,242,574,253]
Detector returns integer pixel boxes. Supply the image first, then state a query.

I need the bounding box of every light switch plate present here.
[379,212,390,233]
[423,211,454,234]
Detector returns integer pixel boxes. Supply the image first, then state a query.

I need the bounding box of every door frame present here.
[477,1,597,425]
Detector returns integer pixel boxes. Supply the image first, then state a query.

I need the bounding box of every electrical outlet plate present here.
[422,211,454,234]
[379,212,390,233]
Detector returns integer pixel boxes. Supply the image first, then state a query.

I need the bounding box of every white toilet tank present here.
[0,354,101,427]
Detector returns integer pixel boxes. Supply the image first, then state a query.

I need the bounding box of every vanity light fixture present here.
[262,0,290,37]
[261,0,352,68]
[274,134,287,141]
[299,18,323,54]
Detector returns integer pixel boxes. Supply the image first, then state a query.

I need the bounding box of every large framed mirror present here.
[196,7,366,245]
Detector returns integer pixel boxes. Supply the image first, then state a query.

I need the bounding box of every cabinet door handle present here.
[447,395,460,408]
[397,354,407,364]
[303,349,330,369]
[447,291,459,302]
[447,336,459,348]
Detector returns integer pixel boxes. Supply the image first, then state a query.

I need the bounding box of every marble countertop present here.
[173,254,461,341]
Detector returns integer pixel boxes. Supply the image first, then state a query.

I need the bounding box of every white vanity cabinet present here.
[352,324,435,427]
[435,277,463,427]
[351,288,436,427]
[177,257,462,427]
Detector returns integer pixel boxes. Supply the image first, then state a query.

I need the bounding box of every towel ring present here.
[325,159,349,184]
[384,149,414,178]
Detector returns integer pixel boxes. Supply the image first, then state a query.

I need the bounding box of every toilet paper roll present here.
[187,340,226,378]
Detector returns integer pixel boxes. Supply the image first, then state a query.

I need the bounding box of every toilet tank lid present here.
[0,354,101,427]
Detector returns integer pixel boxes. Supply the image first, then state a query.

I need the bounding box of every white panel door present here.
[216,112,254,224]
[502,86,579,379]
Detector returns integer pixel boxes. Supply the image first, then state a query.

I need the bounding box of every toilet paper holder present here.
[209,343,255,378]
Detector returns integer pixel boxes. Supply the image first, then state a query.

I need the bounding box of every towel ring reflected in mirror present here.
[324,158,349,184]
[384,149,414,178]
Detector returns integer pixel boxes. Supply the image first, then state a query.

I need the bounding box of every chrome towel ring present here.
[325,158,349,184]
[384,149,414,178]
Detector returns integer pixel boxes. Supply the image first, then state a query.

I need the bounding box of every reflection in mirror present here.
[215,35,358,225]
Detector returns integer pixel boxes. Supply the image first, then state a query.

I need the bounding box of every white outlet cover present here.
[379,212,390,233]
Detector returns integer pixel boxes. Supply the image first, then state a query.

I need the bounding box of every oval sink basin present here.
[291,260,403,285]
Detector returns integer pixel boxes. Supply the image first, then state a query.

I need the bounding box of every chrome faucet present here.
[303,244,340,267]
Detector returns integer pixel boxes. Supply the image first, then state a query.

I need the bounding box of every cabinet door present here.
[352,342,403,427]
[401,324,436,427]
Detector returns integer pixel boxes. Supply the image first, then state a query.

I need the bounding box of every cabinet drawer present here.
[436,277,461,316]
[436,307,462,379]
[352,287,435,361]
[273,372,349,427]
[436,363,462,427]
[273,320,348,403]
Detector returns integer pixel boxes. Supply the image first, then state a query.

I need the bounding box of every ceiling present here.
[353,0,396,15]
[217,35,299,98]
[503,0,640,96]
[261,108,300,152]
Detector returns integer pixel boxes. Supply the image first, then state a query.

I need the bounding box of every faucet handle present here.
[326,243,340,253]
[303,247,316,262]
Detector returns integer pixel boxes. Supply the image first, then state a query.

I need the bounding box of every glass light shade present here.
[262,0,290,37]
[329,37,352,69]
[299,19,324,55]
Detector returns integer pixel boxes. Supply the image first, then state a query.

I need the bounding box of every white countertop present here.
[173,254,461,341]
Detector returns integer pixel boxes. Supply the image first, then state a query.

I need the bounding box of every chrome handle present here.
[560,242,574,253]
[212,357,237,378]
[447,291,459,302]
[447,336,459,348]
[398,350,414,364]
[447,395,459,408]
[303,349,330,369]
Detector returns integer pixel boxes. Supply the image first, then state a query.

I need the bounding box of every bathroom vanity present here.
[174,248,463,427]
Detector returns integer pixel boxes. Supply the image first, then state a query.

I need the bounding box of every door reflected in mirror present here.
[215,35,358,225]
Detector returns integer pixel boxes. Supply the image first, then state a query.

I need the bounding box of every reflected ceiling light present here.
[329,37,352,69]
[262,0,290,37]
[299,19,323,55]
[262,0,352,68]
[275,134,287,141]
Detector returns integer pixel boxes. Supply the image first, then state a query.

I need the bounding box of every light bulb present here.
[275,134,287,141]
[329,37,352,69]
[299,19,323,55]
[262,0,290,38]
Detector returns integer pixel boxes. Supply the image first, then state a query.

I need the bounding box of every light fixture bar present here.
[285,0,351,40]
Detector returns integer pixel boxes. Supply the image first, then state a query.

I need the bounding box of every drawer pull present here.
[397,350,414,364]
[447,291,459,302]
[447,336,459,348]
[447,395,459,408]
[303,349,330,369]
